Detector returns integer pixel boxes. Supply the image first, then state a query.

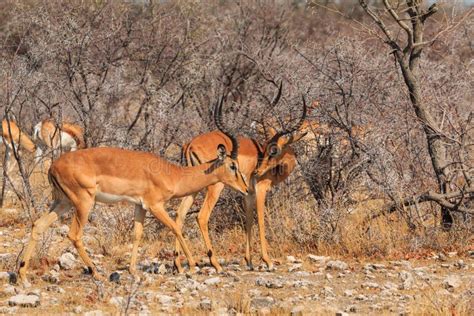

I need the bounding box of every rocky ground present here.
[0,214,473,315]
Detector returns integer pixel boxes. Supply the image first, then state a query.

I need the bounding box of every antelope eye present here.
[230,163,237,171]
[269,144,279,157]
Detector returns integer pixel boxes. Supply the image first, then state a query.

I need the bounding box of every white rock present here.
[289,263,302,272]
[307,254,330,263]
[336,312,349,316]
[343,289,356,297]
[8,294,40,308]
[204,277,221,286]
[156,294,174,305]
[73,306,83,313]
[109,296,124,308]
[443,275,461,290]
[398,271,414,290]
[158,264,167,275]
[291,306,304,315]
[326,260,348,271]
[59,252,77,270]
[3,284,17,295]
[287,255,297,263]
[0,271,10,282]
[361,281,380,289]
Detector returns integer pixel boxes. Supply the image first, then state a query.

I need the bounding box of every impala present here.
[174,84,307,272]
[33,119,86,162]
[18,99,248,283]
[1,119,36,174]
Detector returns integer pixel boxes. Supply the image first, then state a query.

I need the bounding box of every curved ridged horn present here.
[214,95,239,159]
[268,94,307,145]
[270,80,283,108]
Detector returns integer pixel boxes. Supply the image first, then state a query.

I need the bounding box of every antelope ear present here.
[281,130,308,146]
[265,126,277,140]
[289,131,308,144]
[217,144,227,161]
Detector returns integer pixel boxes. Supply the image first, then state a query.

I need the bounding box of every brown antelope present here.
[1,119,36,174]
[174,85,307,272]
[18,99,249,284]
[33,119,86,163]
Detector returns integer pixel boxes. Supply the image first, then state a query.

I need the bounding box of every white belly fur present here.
[95,191,142,205]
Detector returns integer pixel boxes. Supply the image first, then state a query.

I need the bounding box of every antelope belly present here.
[95,191,140,204]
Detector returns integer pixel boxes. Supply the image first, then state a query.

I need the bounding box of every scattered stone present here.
[355,294,368,301]
[345,305,357,313]
[287,255,297,263]
[384,282,398,290]
[308,255,330,263]
[398,271,414,290]
[109,296,124,308]
[46,285,65,294]
[157,264,167,275]
[290,280,312,288]
[361,281,380,289]
[204,277,221,286]
[291,305,304,315]
[443,275,461,290]
[255,277,284,289]
[200,298,212,310]
[42,271,60,284]
[326,260,348,271]
[343,289,356,297]
[364,263,386,272]
[289,263,302,272]
[56,224,69,236]
[336,312,349,316]
[156,294,174,305]
[437,253,448,262]
[109,272,120,283]
[454,260,466,269]
[251,296,275,308]
[59,252,76,270]
[73,306,83,313]
[321,286,335,298]
[8,294,40,308]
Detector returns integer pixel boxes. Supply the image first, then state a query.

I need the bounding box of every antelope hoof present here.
[92,271,106,282]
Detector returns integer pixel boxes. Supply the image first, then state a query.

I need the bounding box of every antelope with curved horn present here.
[33,119,86,163]
[18,99,248,283]
[174,83,307,272]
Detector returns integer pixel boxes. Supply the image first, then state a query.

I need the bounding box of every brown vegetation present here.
[0,0,472,278]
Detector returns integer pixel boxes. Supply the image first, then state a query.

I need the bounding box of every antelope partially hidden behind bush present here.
[33,119,86,163]
[174,83,308,272]
[18,97,249,284]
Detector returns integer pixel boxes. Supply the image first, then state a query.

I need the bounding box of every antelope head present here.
[255,88,307,178]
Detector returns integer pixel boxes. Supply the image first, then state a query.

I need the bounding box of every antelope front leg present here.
[149,203,196,273]
[18,200,71,284]
[243,192,255,270]
[256,181,273,270]
[174,195,195,273]
[129,205,146,275]
[196,183,224,272]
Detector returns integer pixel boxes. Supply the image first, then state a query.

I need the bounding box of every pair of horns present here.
[266,81,307,145]
[214,95,239,160]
